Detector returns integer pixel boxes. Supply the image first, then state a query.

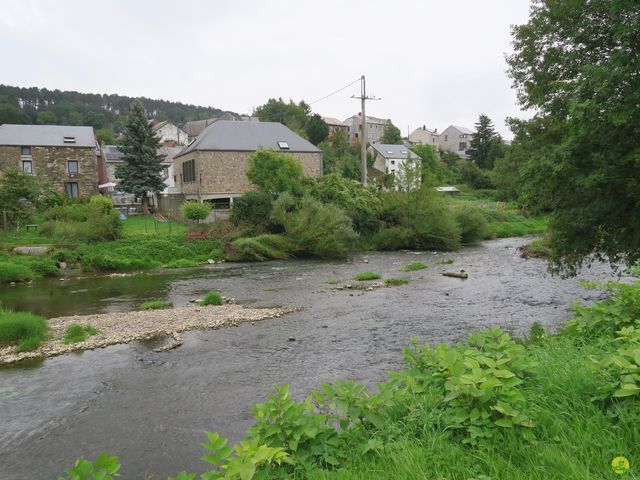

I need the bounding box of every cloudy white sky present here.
[0,0,533,138]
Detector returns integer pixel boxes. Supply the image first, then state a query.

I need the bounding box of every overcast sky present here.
[0,0,533,138]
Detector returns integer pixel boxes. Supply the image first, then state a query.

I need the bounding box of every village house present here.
[172,120,322,208]
[438,125,474,157]
[408,125,440,149]
[151,120,188,146]
[321,116,348,137]
[343,114,390,145]
[369,143,420,178]
[0,124,99,198]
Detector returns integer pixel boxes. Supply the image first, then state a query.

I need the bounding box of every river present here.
[0,237,618,479]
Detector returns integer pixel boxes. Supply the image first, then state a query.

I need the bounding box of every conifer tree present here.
[115,102,165,212]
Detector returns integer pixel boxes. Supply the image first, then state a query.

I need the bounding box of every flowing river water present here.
[0,237,620,479]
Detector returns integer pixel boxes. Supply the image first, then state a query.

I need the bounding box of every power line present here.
[308,78,362,105]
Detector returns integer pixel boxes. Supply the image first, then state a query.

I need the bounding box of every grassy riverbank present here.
[58,277,638,480]
[0,204,546,284]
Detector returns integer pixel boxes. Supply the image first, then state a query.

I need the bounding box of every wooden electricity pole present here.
[352,75,380,186]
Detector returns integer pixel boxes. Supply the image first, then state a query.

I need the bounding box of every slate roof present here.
[176,120,321,158]
[450,125,474,135]
[102,145,125,162]
[0,124,96,148]
[371,143,419,160]
[322,117,346,127]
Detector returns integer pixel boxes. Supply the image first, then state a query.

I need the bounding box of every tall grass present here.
[0,308,48,351]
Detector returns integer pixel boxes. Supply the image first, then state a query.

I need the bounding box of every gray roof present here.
[102,145,125,162]
[371,143,419,160]
[322,116,345,127]
[176,120,321,157]
[0,124,96,148]
[182,118,218,138]
[450,125,474,135]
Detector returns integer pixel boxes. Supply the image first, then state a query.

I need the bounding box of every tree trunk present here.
[141,193,149,214]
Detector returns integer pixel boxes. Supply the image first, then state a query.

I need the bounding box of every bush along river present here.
[0,237,621,479]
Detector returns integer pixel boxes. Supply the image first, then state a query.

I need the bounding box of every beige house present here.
[0,124,99,198]
[322,116,348,137]
[408,125,440,149]
[343,114,390,145]
[173,121,322,207]
[151,120,188,146]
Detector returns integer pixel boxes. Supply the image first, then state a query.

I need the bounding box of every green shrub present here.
[230,191,275,228]
[229,234,290,261]
[325,277,339,284]
[309,173,383,235]
[454,206,489,244]
[41,198,122,242]
[372,226,414,250]
[181,200,212,223]
[272,194,358,258]
[0,308,48,350]
[401,262,427,272]
[201,291,224,306]
[354,272,381,281]
[385,278,409,286]
[0,261,33,283]
[247,149,306,196]
[140,300,173,310]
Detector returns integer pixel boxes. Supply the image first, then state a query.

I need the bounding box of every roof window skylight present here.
[277,141,290,150]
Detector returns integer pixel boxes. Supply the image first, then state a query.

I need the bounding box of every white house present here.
[151,121,188,146]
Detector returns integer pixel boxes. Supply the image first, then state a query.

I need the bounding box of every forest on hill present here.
[0,84,238,143]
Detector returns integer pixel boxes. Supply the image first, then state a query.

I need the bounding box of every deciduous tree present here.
[507,0,640,274]
[380,121,403,144]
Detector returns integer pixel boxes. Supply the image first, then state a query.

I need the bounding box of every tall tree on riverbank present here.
[507,0,640,275]
[468,114,503,169]
[115,102,165,213]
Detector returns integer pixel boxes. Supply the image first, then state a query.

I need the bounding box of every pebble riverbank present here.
[0,304,288,365]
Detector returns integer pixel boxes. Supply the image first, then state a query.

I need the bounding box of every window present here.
[65,182,79,198]
[444,135,448,142]
[21,160,33,174]
[390,160,395,165]
[21,146,31,156]
[277,141,290,150]
[67,160,79,174]
[182,159,196,182]
[459,142,467,151]
[63,136,76,144]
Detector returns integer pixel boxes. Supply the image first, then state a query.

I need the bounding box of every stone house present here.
[408,125,440,149]
[172,120,322,208]
[438,125,474,158]
[343,114,390,145]
[322,116,348,138]
[0,124,99,198]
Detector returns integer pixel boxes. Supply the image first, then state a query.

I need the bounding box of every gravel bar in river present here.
[0,304,288,365]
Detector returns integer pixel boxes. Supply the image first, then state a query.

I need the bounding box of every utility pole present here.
[351,75,380,186]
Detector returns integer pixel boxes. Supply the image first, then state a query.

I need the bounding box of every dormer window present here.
[63,136,76,144]
[277,141,290,150]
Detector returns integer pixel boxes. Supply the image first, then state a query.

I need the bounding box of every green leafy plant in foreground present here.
[400,326,535,445]
[57,452,121,480]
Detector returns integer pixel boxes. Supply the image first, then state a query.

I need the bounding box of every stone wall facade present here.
[174,150,323,200]
[0,145,99,197]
